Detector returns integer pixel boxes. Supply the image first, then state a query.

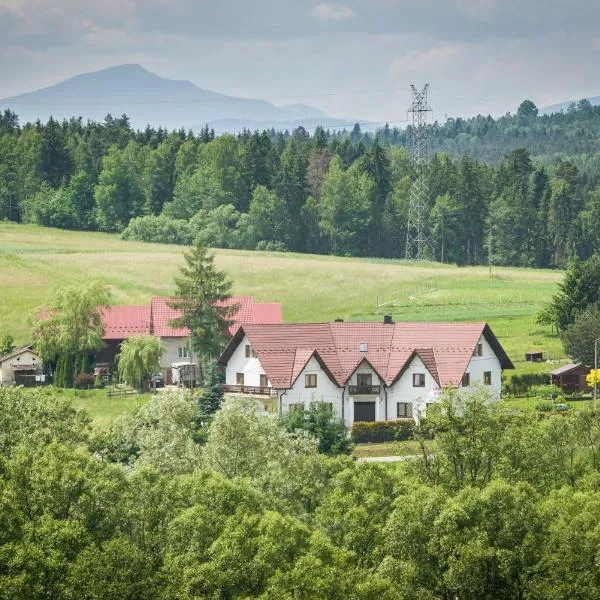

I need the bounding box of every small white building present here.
[0,345,44,387]
[218,320,513,426]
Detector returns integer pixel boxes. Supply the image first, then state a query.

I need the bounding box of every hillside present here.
[0,64,356,131]
[0,224,564,375]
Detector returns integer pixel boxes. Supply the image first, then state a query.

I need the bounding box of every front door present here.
[354,401,376,422]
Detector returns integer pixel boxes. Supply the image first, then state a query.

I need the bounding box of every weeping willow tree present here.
[117,335,165,388]
[31,279,111,386]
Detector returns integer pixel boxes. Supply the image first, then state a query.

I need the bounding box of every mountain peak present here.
[0,64,348,132]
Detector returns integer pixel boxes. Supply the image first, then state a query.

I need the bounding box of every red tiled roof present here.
[101,306,151,340]
[149,296,283,339]
[220,322,513,390]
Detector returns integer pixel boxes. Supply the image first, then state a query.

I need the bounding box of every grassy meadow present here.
[0,223,565,381]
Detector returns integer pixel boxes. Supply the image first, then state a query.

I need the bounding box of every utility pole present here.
[406,84,435,261]
[595,338,600,402]
[488,226,493,277]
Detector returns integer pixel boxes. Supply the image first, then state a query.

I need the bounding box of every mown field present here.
[0,223,565,381]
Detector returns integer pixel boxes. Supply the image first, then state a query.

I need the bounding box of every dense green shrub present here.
[351,419,415,443]
[535,401,555,412]
[504,372,550,394]
[280,402,352,455]
[121,215,194,245]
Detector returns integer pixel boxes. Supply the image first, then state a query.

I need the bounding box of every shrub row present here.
[351,419,415,443]
[504,373,550,394]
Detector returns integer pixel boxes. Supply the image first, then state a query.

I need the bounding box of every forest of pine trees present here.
[3,98,600,267]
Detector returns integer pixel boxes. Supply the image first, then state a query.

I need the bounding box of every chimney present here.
[384,315,394,325]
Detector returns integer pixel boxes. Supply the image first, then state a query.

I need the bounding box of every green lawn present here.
[67,388,152,427]
[353,439,437,458]
[502,395,595,413]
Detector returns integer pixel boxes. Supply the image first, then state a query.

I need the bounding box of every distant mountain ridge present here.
[541,96,600,115]
[0,64,359,132]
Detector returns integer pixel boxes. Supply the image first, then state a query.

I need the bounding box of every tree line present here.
[4,385,600,598]
[3,100,600,267]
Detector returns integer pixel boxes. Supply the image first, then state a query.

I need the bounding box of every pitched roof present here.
[101,306,151,340]
[219,321,513,390]
[550,362,583,376]
[149,296,282,339]
[0,345,36,364]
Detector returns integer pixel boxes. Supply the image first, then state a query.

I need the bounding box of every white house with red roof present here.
[97,296,282,383]
[218,319,513,425]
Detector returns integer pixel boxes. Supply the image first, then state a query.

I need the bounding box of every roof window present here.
[359,342,368,352]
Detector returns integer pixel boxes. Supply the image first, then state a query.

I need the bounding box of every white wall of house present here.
[460,335,502,396]
[386,355,440,421]
[0,349,42,386]
[224,335,269,387]
[160,337,196,372]
[280,356,342,417]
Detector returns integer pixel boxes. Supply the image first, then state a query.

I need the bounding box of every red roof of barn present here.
[219,322,513,390]
[149,296,282,338]
[101,296,283,340]
[101,306,151,340]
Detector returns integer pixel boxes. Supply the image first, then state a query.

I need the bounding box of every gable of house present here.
[0,346,43,385]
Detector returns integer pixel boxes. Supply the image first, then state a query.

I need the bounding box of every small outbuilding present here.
[550,362,590,394]
[525,350,544,362]
[0,345,44,387]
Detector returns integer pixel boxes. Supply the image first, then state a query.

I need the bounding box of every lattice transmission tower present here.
[405,84,435,260]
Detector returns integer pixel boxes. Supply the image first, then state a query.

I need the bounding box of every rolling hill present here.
[0,223,564,376]
[0,64,358,132]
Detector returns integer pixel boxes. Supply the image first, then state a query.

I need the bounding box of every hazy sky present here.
[1,0,599,123]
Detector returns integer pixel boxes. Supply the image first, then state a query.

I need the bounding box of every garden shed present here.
[550,362,589,394]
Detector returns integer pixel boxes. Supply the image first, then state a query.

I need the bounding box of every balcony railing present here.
[349,384,381,395]
[222,384,278,397]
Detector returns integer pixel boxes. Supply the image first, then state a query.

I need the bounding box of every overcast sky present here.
[1,0,599,123]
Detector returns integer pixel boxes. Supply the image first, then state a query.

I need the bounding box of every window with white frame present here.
[397,402,413,418]
[178,347,189,358]
[484,371,492,385]
[245,344,256,358]
[462,372,470,387]
[473,343,483,357]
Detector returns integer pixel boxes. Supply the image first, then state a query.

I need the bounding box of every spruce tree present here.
[168,240,236,363]
[198,361,224,416]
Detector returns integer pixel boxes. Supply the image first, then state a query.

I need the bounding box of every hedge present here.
[504,373,550,395]
[351,419,415,443]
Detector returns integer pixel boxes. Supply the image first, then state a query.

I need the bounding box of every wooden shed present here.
[550,363,590,394]
[525,350,544,362]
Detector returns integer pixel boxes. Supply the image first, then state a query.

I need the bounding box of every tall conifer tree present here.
[168,240,236,363]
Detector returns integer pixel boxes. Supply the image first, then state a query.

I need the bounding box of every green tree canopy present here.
[538,254,600,332]
[561,303,600,367]
[31,279,111,362]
